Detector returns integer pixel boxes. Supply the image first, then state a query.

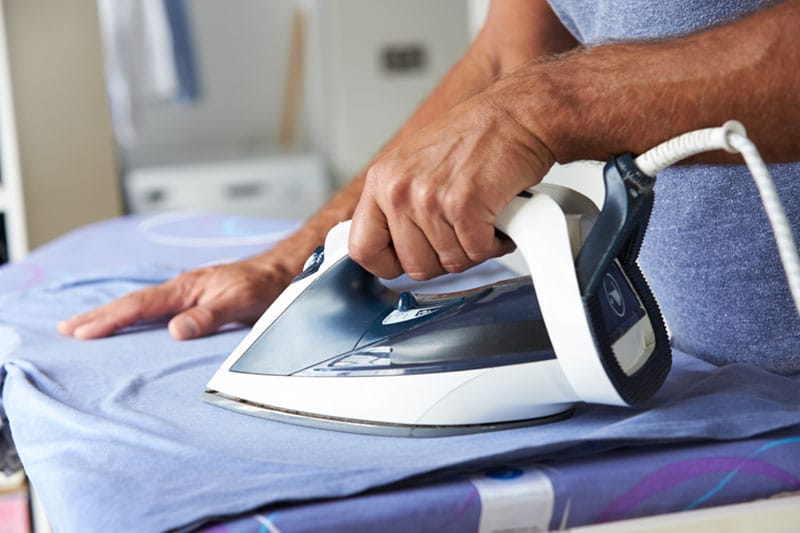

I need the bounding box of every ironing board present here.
[0,213,798,532]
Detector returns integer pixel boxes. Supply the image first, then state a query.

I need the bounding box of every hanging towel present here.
[97,0,200,145]
[164,0,201,103]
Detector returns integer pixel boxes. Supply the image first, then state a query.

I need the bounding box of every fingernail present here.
[170,316,197,340]
[73,324,96,340]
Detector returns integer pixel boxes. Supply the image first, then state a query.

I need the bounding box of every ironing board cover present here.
[0,213,798,532]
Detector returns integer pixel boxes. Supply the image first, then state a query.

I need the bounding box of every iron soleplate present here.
[203,389,574,438]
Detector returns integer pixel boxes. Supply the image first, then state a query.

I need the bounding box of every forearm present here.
[263,0,578,275]
[266,53,496,272]
[269,54,500,268]
[494,0,800,165]
[256,63,495,278]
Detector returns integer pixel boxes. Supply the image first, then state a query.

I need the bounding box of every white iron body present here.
[205,157,670,436]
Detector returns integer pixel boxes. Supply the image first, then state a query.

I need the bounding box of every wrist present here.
[260,230,322,279]
[481,71,558,178]
[252,201,357,279]
[487,56,593,166]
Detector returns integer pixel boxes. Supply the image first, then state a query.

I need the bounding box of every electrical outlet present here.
[381,44,427,73]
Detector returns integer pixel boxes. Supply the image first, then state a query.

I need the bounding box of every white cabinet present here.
[125,153,330,220]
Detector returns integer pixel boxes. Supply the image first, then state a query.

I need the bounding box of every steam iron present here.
[204,154,671,437]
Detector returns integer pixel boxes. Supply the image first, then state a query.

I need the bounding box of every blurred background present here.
[0,0,470,266]
[112,0,479,217]
[0,0,596,266]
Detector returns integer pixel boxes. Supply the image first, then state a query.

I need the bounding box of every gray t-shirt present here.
[547,0,800,373]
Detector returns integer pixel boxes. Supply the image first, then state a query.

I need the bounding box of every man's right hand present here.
[57,0,578,342]
[57,255,294,340]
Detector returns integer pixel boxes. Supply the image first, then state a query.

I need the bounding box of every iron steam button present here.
[397,291,418,312]
[302,245,325,271]
[293,245,326,283]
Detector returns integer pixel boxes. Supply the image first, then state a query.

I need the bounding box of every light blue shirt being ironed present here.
[546,0,800,374]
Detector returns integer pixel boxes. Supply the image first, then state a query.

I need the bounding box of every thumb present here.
[168,296,257,340]
[169,307,218,340]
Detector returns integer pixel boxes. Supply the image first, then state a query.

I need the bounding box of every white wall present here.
[120,0,603,207]
[467,0,490,39]
[124,0,298,167]
[123,0,470,185]
[2,0,122,251]
[320,0,469,185]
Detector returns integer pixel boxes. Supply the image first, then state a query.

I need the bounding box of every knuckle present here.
[443,194,476,226]
[399,256,427,281]
[167,272,203,302]
[365,161,385,184]
[108,315,133,332]
[463,240,494,263]
[193,305,220,327]
[416,187,440,216]
[384,178,410,210]
[368,160,410,207]
[129,285,161,305]
[119,289,145,303]
[406,269,435,281]
[402,256,442,281]
[455,220,497,263]
[442,193,470,222]
[237,284,264,304]
[348,242,377,270]
[440,260,470,274]
[116,292,146,314]
[366,161,395,192]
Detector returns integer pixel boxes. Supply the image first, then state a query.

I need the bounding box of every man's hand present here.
[56,0,577,340]
[57,257,293,340]
[348,92,554,280]
[348,0,800,283]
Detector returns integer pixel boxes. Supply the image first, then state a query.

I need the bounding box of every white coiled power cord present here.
[634,120,800,317]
